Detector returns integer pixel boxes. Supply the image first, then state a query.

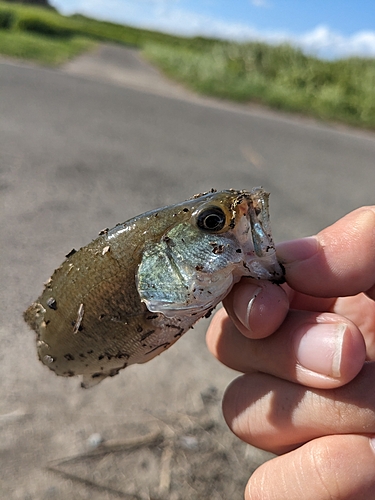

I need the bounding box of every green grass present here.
[0,29,94,65]
[0,3,96,64]
[144,42,375,128]
[1,1,375,128]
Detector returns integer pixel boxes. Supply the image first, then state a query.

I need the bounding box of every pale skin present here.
[206,206,375,500]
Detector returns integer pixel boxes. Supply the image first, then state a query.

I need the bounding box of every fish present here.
[23,188,284,388]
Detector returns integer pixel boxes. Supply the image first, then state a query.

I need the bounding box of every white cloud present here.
[50,0,375,59]
[297,25,375,58]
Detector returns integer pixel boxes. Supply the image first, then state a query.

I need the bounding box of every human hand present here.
[206,207,375,499]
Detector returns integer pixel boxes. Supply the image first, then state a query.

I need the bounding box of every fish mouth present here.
[235,189,285,284]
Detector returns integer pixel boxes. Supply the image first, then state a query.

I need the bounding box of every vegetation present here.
[0,29,93,65]
[0,3,95,64]
[3,0,54,7]
[144,42,375,128]
[0,1,375,128]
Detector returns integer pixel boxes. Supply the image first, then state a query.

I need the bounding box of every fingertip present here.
[225,281,289,339]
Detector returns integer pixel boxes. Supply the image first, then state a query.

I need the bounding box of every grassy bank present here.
[1,2,375,128]
[0,3,92,64]
[0,29,94,64]
[144,42,375,128]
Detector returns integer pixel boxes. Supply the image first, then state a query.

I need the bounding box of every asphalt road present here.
[1,44,375,499]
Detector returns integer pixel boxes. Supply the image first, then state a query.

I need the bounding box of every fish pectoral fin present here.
[81,372,108,389]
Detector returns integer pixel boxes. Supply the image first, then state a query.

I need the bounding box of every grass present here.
[0,3,98,64]
[1,1,375,128]
[0,29,94,65]
[143,42,375,128]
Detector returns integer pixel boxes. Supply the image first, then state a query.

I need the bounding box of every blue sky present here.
[50,0,375,59]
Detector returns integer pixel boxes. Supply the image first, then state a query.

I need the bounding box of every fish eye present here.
[197,207,226,232]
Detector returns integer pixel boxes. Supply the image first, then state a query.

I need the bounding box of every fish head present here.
[137,188,284,317]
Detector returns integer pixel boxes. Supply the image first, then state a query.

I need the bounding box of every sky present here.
[50,0,375,59]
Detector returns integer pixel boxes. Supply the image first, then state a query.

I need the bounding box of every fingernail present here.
[277,237,320,264]
[295,323,347,378]
[233,285,262,331]
[370,437,375,454]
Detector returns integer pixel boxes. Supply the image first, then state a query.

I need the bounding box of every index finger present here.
[277,207,375,299]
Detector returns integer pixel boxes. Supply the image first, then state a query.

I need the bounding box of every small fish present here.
[24,188,284,388]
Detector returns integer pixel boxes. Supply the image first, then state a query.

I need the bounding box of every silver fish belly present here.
[24,188,284,388]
